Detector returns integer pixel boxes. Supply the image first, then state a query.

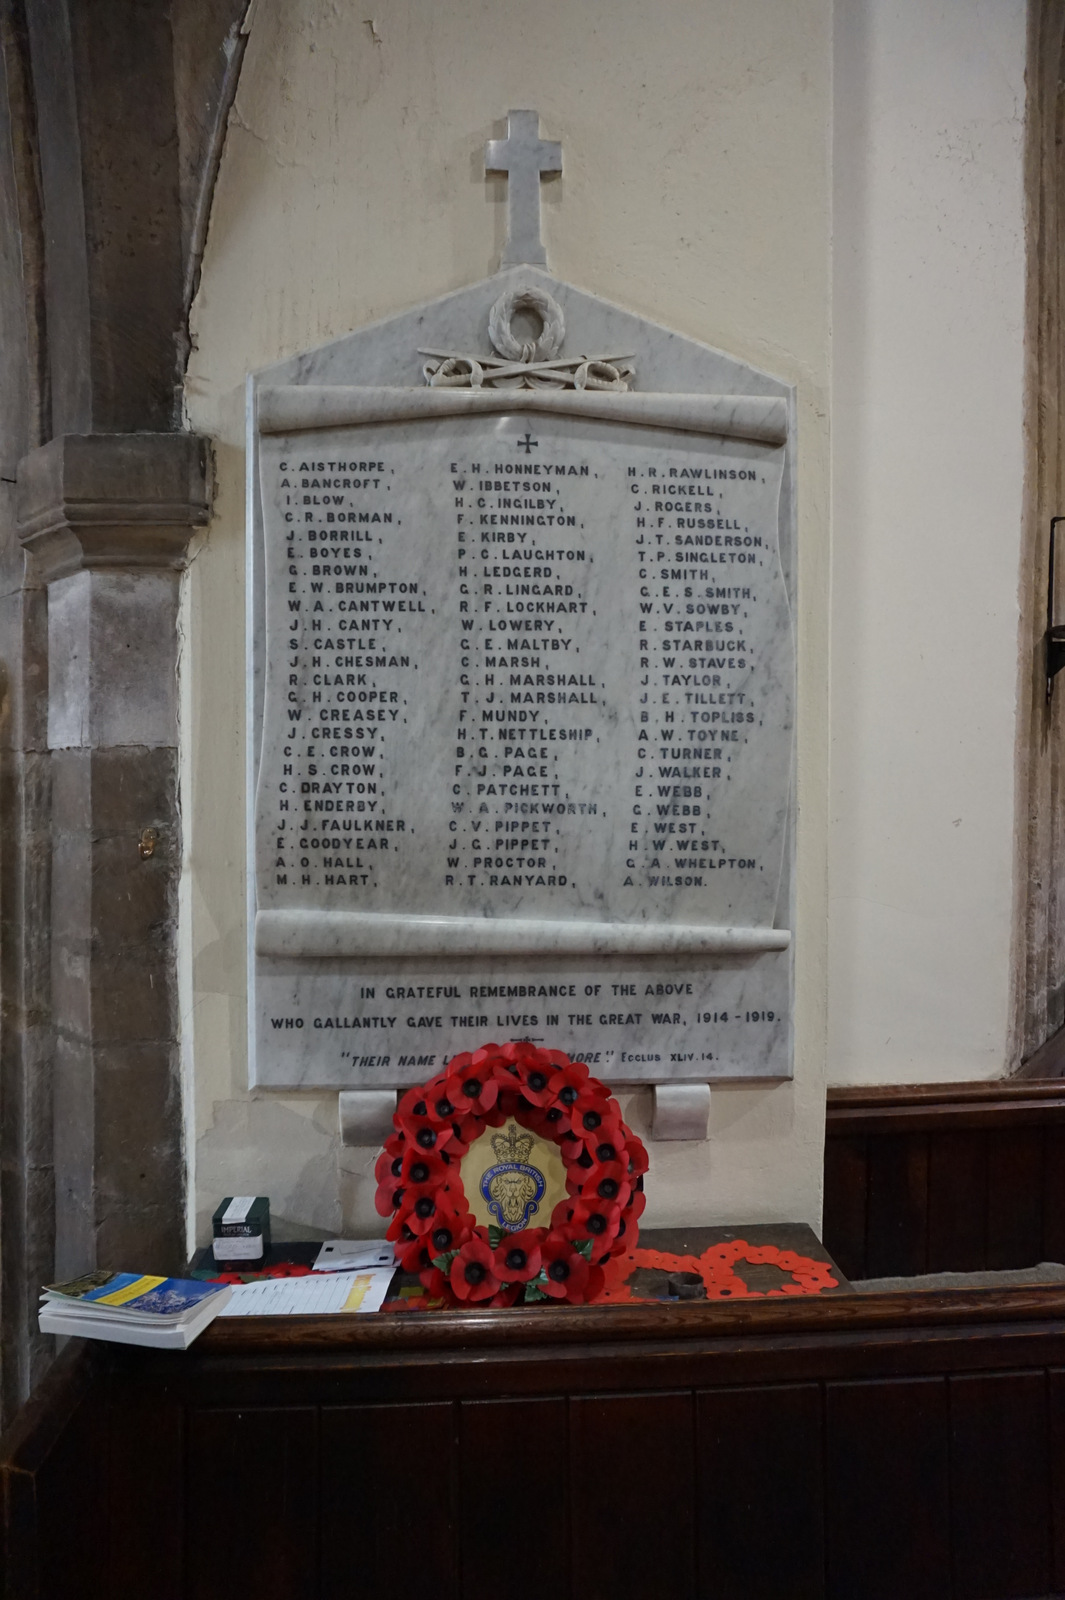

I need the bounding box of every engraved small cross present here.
[517,433,538,455]
[485,109,562,268]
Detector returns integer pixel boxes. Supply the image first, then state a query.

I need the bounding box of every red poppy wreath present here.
[374,1042,648,1307]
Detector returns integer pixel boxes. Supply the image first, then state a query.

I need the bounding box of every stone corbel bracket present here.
[339,1090,400,1148]
[652,1083,711,1141]
[17,433,210,581]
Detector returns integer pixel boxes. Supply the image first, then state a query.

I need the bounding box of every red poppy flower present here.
[627,1189,647,1223]
[563,1145,598,1195]
[398,1094,451,1136]
[512,1102,548,1138]
[396,1234,436,1273]
[396,1083,438,1124]
[490,1047,524,1088]
[418,1265,451,1297]
[265,1262,312,1278]
[584,1264,607,1301]
[580,1159,632,1212]
[449,1236,501,1302]
[392,1181,447,1236]
[488,1281,521,1308]
[558,1131,586,1164]
[444,1061,500,1117]
[512,1055,556,1106]
[399,1146,449,1188]
[494,1088,524,1124]
[573,1095,624,1153]
[566,1195,622,1247]
[375,1175,407,1218]
[622,1130,650,1176]
[446,1110,482,1146]
[374,1140,407,1188]
[425,1208,476,1262]
[472,1043,505,1072]
[539,1236,591,1301]
[546,1060,590,1125]
[605,1211,637,1256]
[492,1228,544,1283]
[395,1112,456,1156]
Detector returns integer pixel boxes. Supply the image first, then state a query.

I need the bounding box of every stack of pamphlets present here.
[39,1271,232,1350]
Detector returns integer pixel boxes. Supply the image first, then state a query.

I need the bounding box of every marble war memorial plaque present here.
[248,112,795,1095]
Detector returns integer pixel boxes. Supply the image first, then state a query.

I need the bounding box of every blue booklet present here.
[39,1270,231,1349]
[44,1270,223,1318]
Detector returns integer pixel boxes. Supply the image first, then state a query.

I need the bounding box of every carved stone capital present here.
[16,433,210,583]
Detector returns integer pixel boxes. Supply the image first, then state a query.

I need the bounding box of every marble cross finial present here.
[485,109,562,269]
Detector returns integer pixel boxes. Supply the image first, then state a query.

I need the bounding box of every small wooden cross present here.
[485,110,562,268]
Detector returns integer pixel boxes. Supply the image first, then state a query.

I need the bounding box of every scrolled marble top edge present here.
[255,386,788,446]
[255,910,792,960]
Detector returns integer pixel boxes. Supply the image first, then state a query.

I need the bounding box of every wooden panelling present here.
[864,1132,929,1278]
[570,1392,695,1600]
[927,1129,987,1272]
[822,1134,867,1283]
[28,1380,107,1600]
[8,1285,1065,1599]
[825,1378,950,1600]
[1051,1368,1065,1593]
[459,1398,567,1600]
[186,1407,318,1600]
[825,1081,1065,1278]
[985,1128,1045,1270]
[106,1386,184,1599]
[696,1384,823,1600]
[1043,1126,1065,1264]
[0,1343,109,1600]
[950,1372,1050,1599]
[320,1402,456,1600]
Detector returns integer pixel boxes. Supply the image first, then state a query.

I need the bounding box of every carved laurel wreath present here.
[420,285,635,392]
[375,1042,648,1306]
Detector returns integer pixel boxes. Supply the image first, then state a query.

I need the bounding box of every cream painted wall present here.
[181,0,832,1247]
[830,0,1027,1085]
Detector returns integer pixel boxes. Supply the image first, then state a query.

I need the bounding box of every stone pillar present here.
[17,434,208,1277]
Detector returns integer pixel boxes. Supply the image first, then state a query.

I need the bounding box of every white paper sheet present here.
[217,1267,394,1317]
[312,1239,394,1272]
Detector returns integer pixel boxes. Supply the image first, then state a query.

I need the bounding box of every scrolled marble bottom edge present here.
[255,910,791,961]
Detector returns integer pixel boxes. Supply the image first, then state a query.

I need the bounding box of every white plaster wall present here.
[830,0,1027,1085]
[181,0,832,1246]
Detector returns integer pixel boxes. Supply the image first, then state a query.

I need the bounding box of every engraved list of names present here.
[252,401,792,1088]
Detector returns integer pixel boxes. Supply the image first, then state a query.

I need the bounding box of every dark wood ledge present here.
[194,1281,1065,1359]
[828,1079,1065,1105]
[826,1078,1065,1133]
